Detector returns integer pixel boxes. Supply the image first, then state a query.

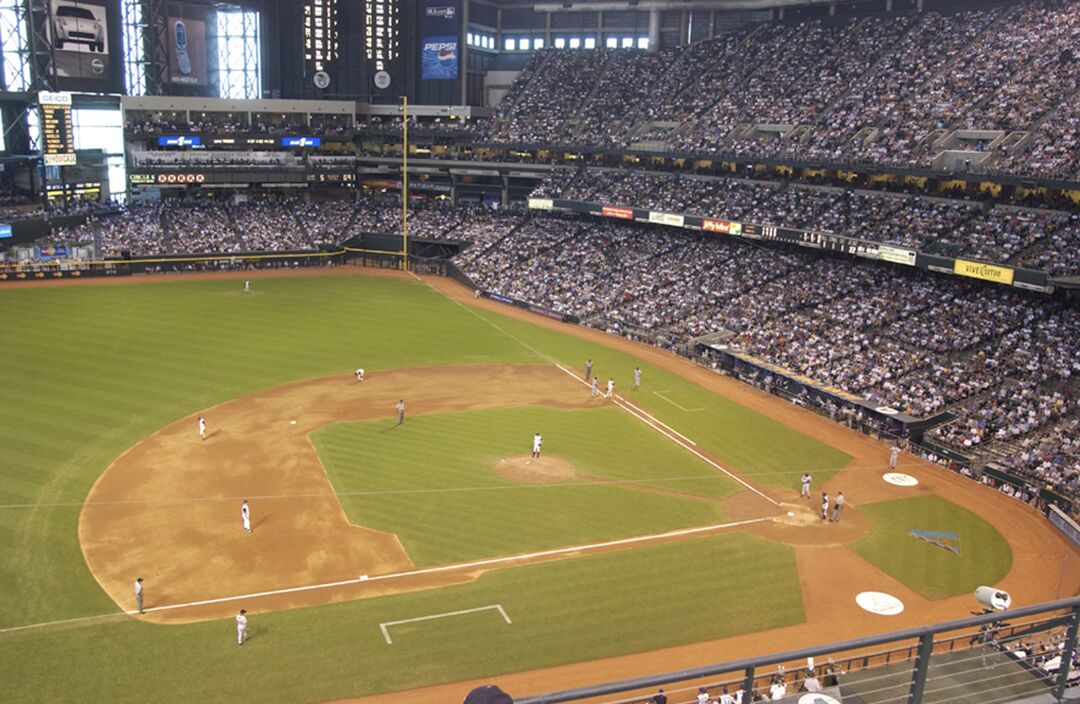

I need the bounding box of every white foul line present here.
[653,390,705,412]
[0,518,768,636]
[379,604,511,645]
[553,364,780,507]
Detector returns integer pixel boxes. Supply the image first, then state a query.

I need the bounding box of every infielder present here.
[820,492,829,523]
[800,473,812,498]
[532,432,542,459]
[241,499,252,533]
[889,445,901,469]
[831,492,845,522]
[585,359,593,380]
[355,368,365,382]
[236,609,249,646]
[198,416,206,441]
[591,376,599,397]
[605,377,614,399]
[396,399,405,425]
[134,577,144,614]
[633,367,641,390]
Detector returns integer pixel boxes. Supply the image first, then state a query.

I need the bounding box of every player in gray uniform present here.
[831,492,845,522]
[800,473,812,497]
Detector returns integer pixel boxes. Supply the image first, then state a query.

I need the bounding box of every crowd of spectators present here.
[530,168,1080,276]
[471,1,1080,180]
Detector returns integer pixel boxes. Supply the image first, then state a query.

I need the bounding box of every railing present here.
[514,597,1080,704]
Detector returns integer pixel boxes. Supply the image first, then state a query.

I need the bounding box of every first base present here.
[290,420,297,425]
[359,575,369,581]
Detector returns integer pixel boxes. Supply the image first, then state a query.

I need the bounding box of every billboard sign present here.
[953,259,1014,285]
[157,135,201,147]
[50,1,113,83]
[0,224,11,239]
[281,137,322,148]
[167,17,208,85]
[421,37,459,80]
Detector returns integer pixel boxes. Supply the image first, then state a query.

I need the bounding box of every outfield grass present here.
[850,495,1013,599]
[315,406,742,565]
[1,532,803,703]
[0,273,847,700]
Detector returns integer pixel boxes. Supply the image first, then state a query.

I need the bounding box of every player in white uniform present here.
[198,416,206,441]
[591,377,599,397]
[889,445,901,469]
[134,577,144,614]
[355,368,365,382]
[243,280,250,293]
[820,492,829,522]
[605,378,614,399]
[241,500,252,532]
[236,609,249,645]
[532,432,542,459]
[800,473,812,497]
[633,367,641,390]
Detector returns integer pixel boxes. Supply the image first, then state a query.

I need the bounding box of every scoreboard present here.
[39,92,76,167]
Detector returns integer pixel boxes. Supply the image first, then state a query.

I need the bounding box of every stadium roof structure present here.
[495,0,868,9]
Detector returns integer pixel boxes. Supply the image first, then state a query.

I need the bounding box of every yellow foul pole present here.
[401,96,408,271]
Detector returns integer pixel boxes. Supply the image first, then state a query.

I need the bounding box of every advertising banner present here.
[953,259,1014,285]
[157,135,202,147]
[281,137,322,148]
[0,224,11,239]
[167,17,208,85]
[648,211,685,227]
[50,1,112,82]
[878,244,917,266]
[601,205,634,220]
[421,36,459,80]
[528,198,553,210]
[702,218,742,235]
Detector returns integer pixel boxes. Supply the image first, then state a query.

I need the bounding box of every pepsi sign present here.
[158,136,201,147]
[281,136,322,148]
[421,37,458,80]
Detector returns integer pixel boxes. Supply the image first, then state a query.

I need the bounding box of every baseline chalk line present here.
[653,390,705,412]
[379,604,511,645]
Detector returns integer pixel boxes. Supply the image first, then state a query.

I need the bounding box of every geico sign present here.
[157,173,206,184]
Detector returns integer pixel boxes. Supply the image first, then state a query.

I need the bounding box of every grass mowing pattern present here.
[850,495,1012,599]
[1,533,803,703]
[315,406,741,565]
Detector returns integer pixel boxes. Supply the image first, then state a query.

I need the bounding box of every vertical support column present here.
[501,174,509,208]
[680,11,689,47]
[829,3,837,17]
[1053,606,1080,701]
[907,633,935,704]
[460,0,469,106]
[648,9,660,51]
[741,667,756,704]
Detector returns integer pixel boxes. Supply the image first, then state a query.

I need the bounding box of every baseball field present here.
[1,267,1077,703]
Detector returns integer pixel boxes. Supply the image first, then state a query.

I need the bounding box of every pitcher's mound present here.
[494,455,575,484]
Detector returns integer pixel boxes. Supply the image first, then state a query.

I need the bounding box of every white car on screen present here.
[54,4,104,53]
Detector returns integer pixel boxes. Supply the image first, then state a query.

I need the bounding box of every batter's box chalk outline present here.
[379,604,512,645]
[910,529,960,554]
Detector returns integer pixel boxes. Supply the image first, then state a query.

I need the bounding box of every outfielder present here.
[198,416,206,441]
[236,609,249,646]
[396,399,405,425]
[633,367,641,390]
[355,368,365,382]
[241,499,252,533]
[243,279,250,293]
[532,432,542,459]
[800,473,812,497]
